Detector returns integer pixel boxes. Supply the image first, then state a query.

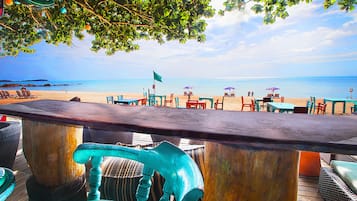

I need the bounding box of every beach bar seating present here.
[214,96,224,110]
[106,96,114,104]
[164,93,174,107]
[241,96,254,111]
[186,100,206,109]
[73,141,204,201]
[316,103,327,115]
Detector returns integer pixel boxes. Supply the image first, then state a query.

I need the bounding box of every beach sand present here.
[0,90,355,115]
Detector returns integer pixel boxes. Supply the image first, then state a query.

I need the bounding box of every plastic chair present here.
[175,97,185,109]
[254,99,260,112]
[241,96,254,111]
[214,96,224,110]
[0,167,16,201]
[73,141,204,201]
[164,93,174,107]
[148,94,157,106]
[106,96,114,104]
[316,103,327,115]
[310,96,316,114]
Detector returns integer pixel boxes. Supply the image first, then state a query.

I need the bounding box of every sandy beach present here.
[0,90,355,115]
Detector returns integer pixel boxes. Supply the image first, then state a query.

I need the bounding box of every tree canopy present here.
[0,0,215,56]
[0,0,355,56]
[220,0,356,24]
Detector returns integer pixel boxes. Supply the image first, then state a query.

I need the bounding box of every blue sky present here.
[1,0,357,81]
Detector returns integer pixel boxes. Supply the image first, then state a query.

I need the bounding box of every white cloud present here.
[8,0,357,79]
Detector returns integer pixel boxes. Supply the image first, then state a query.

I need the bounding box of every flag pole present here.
[153,79,156,94]
[153,70,156,94]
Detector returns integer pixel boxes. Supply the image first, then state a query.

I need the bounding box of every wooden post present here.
[22,119,84,186]
[203,142,299,201]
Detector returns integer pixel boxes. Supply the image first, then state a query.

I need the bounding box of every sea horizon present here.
[1,75,356,99]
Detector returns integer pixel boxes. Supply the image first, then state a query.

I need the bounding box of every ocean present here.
[1,76,357,99]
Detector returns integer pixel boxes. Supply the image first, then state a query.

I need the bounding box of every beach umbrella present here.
[266,87,280,94]
[224,86,235,91]
[183,86,193,96]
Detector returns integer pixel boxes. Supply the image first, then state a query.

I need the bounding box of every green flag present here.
[153,71,163,82]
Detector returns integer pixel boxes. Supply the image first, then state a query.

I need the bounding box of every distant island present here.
[0,79,48,82]
[0,79,71,88]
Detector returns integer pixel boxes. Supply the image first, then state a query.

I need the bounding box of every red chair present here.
[241,96,254,112]
[214,97,224,110]
[164,93,174,107]
[316,103,327,115]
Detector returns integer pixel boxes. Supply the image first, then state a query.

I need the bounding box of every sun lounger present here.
[0,91,8,99]
[25,90,36,98]
[15,90,25,98]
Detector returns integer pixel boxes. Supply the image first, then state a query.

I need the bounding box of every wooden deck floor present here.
[7,133,323,201]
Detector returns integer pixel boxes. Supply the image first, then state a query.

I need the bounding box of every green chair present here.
[117,95,123,100]
[148,94,157,106]
[106,96,114,104]
[175,97,185,109]
[309,96,316,114]
[73,141,204,201]
[0,167,16,201]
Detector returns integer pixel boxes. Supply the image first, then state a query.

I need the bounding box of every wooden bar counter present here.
[0,100,357,201]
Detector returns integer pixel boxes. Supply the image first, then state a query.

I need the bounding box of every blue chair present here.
[148,94,156,106]
[106,96,114,104]
[0,167,15,201]
[117,95,123,100]
[73,141,204,201]
[175,97,185,109]
[309,96,316,114]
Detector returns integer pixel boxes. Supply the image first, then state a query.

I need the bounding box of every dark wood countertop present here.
[0,100,356,154]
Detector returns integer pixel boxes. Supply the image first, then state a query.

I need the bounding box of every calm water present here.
[1,76,357,98]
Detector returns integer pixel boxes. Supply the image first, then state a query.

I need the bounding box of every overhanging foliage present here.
[0,0,215,56]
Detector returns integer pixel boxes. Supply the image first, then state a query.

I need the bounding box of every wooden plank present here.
[0,100,356,154]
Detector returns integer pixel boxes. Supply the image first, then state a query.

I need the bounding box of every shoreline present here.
[0,90,355,115]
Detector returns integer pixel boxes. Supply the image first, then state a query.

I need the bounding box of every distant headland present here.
[0,79,70,88]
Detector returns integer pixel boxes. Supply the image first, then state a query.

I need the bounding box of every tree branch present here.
[112,22,151,27]
[75,1,112,25]
[98,0,153,23]
[45,10,58,30]
[0,23,16,32]
[27,6,41,25]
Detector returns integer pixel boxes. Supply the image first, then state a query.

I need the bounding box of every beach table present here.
[149,94,166,106]
[186,100,207,109]
[199,97,214,108]
[267,102,295,113]
[0,100,356,201]
[114,98,139,105]
[323,98,357,115]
